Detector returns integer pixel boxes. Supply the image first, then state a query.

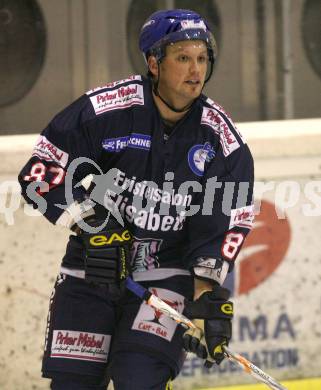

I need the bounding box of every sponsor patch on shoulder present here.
[205,99,245,141]
[132,288,185,341]
[188,141,215,176]
[102,133,151,152]
[86,75,142,95]
[229,204,255,229]
[201,107,240,157]
[50,330,110,363]
[32,135,69,168]
[90,83,144,115]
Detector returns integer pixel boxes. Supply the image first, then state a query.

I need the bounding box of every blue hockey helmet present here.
[139,9,217,63]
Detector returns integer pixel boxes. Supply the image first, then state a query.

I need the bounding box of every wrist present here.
[71,215,100,235]
[193,278,213,300]
[56,199,95,229]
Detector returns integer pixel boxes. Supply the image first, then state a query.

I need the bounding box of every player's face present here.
[158,40,208,108]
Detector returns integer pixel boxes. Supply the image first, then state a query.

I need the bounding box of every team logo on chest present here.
[188,142,215,176]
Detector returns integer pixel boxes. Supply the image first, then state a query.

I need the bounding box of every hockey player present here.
[18,9,254,390]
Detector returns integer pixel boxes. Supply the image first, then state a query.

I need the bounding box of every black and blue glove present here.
[79,216,132,299]
[183,285,233,366]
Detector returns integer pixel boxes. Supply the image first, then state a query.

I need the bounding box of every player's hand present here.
[183,285,233,366]
[79,216,132,299]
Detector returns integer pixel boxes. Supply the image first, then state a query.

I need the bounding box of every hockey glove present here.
[183,285,233,367]
[80,217,132,299]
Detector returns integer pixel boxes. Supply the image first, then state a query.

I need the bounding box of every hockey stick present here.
[125,277,287,390]
[222,346,287,390]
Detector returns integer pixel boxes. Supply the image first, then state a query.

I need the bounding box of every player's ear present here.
[147,56,158,78]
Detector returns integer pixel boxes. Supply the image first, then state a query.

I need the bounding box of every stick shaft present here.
[223,346,287,390]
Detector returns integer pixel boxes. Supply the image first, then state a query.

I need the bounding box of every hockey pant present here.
[42,272,193,389]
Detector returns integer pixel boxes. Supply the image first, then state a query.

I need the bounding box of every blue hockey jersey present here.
[18,75,254,274]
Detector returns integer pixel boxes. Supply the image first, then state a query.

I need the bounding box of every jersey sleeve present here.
[18,95,102,225]
[185,124,254,272]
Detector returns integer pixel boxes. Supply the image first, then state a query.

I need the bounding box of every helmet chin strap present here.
[152,59,214,114]
[153,84,193,113]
